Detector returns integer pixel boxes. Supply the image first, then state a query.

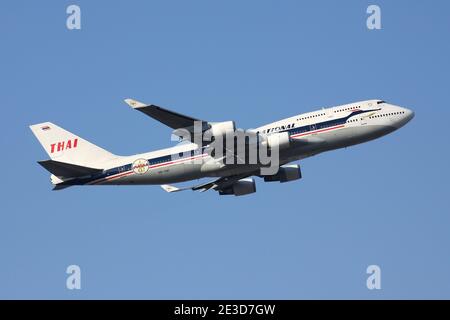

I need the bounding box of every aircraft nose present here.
[391,106,414,128]
[404,108,415,122]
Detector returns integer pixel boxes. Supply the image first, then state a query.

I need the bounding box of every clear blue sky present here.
[1,0,449,299]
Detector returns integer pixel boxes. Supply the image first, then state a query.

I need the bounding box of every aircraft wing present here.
[124,99,210,134]
[161,171,256,194]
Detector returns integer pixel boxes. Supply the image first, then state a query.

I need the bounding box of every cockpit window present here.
[377,100,386,104]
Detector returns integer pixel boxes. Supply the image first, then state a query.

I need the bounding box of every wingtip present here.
[160,184,180,193]
[124,98,147,109]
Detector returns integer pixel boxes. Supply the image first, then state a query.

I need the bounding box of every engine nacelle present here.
[261,131,291,151]
[264,164,302,183]
[207,121,236,138]
[219,178,256,196]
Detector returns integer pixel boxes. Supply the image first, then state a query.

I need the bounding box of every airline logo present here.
[132,158,149,175]
[50,139,78,153]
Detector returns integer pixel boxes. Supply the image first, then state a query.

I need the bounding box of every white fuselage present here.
[68,100,414,186]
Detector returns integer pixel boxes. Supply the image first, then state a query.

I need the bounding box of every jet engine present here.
[260,131,291,151]
[219,178,256,196]
[174,120,236,145]
[263,164,302,183]
[207,121,236,138]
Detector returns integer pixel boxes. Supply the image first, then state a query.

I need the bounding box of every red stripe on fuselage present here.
[149,153,207,169]
[90,153,208,185]
[87,171,133,185]
[290,124,345,139]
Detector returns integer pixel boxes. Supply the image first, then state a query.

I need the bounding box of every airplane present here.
[30,99,414,196]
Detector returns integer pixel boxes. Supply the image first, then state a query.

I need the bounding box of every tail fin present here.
[29,122,116,167]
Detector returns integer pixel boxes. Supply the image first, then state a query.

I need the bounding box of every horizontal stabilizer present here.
[38,160,103,178]
[52,183,73,191]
